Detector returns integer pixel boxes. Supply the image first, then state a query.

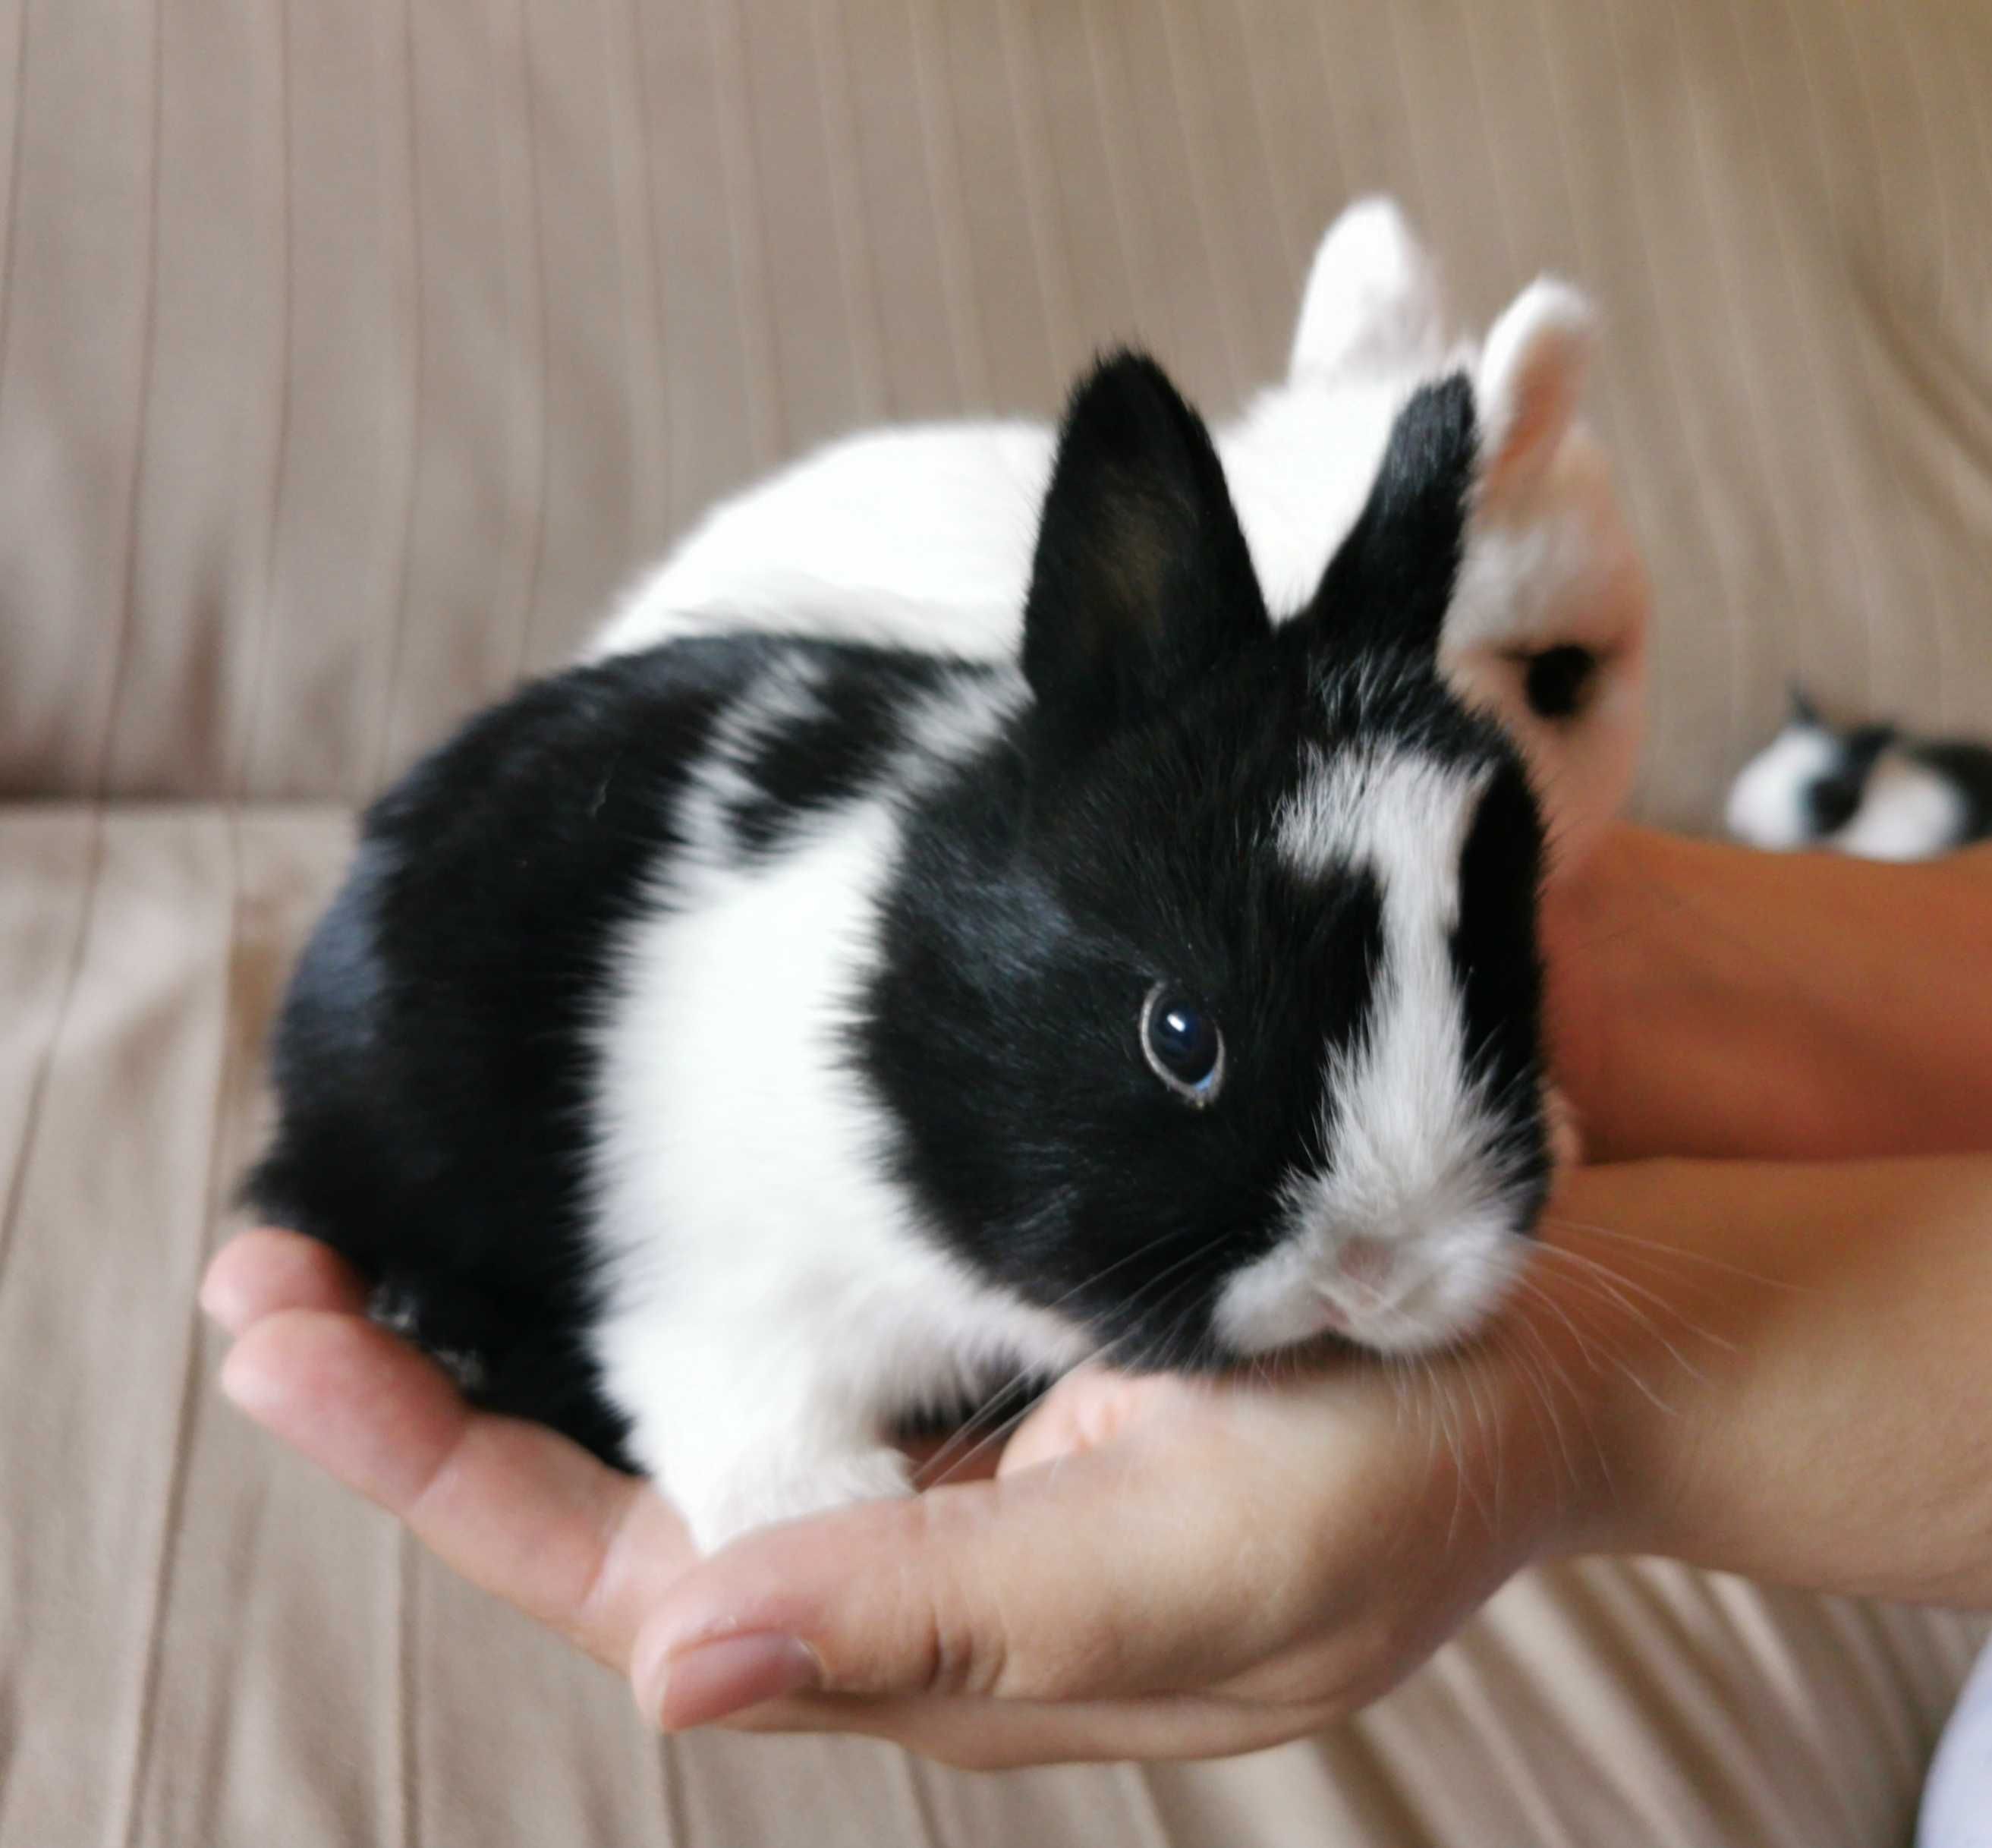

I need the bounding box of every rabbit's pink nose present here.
[1338,1236,1399,1293]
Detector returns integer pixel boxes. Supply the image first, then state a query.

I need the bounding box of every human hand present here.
[204,1223,1600,1767]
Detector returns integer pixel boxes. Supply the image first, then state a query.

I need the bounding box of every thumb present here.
[631,1402,1309,1729]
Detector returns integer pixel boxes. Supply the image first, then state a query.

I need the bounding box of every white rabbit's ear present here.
[1476,278,1596,500]
[1288,197,1447,383]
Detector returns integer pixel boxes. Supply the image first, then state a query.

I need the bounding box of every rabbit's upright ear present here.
[1298,373,1477,667]
[1289,197,1447,383]
[1844,722,1899,770]
[1476,279,1596,503]
[1022,351,1269,737]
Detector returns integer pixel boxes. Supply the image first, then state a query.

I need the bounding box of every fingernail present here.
[652,1633,820,1730]
[217,1346,275,1418]
[198,1270,241,1334]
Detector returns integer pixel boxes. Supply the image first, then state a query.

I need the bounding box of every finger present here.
[727,1686,1334,1768]
[221,1309,694,1672]
[993,1365,1172,1478]
[200,1227,370,1333]
[903,1368,1157,1488]
[630,1403,1322,1731]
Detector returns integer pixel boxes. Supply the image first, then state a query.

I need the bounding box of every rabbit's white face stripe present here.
[1273,745,1482,893]
[1223,750,1524,1355]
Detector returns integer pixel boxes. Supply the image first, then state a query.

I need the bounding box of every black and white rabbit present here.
[1726,685,1992,860]
[249,354,1554,1551]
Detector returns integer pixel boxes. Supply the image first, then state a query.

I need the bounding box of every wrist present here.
[1494,1160,1746,1565]
[1459,1266,1632,1571]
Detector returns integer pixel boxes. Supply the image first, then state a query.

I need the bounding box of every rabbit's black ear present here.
[1788,682,1822,729]
[1023,351,1268,736]
[1844,721,1897,770]
[1297,373,1477,667]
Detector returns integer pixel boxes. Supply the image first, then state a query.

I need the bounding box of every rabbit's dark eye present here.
[1523,644,1597,720]
[1141,984,1225,1106]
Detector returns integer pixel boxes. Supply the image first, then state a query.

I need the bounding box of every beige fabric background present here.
[3,3,1990,1844]
[4,0,1990,815]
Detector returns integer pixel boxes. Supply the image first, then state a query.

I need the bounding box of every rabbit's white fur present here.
[591,759,1098,1547]
[590,198,1649,872]
[1833,754,1972,861]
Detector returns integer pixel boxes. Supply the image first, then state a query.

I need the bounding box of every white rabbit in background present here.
[591,197,1651,875]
